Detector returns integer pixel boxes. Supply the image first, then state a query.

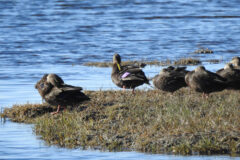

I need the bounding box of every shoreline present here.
[2,89,240,156]
[83,58,222,68]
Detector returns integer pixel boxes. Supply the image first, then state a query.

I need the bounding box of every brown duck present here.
[152,66,189,93]
[216,63,240,90]
[185,66,227,97]
[111,54,149,94]
[35,74,90,114]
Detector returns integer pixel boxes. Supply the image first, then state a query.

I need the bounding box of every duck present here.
[152,66,189,93]
[111,53,149,94]
[185,66,227,97]
[216,63,240,90]
[35,74,90,114]
[230,56,240,69]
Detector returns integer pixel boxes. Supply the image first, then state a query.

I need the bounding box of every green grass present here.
[2,89,240,155]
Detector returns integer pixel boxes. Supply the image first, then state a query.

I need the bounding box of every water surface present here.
[1,0,240,159]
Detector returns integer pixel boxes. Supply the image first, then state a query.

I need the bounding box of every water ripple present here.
[1,0,240,159]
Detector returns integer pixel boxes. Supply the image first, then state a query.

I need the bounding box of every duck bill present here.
[117,63,121,71]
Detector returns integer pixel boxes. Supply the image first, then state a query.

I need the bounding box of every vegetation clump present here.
[193,48,214,54]
[2,89,240,155]
[83,61,147,68]
[173,58,201,65]
[84,58,201,68]
[205,59,222,64]
[3,104,53,123]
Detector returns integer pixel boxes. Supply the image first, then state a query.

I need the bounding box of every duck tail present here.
[146,81,155,89]
[148,76,155,81]
[145,77,155,89]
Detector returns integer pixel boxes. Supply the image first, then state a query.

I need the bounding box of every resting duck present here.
[185,66,227,97]
[216,63,240,90]
[152,66,189,93]
[111,54,149,94]
[230,57,240,69]
[35,74,90,114]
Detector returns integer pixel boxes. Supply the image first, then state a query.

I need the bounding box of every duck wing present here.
[45,86,89,106]
[61,84,83,91]
[120,68,148,82]
[169,71,188,87]
[154,71,187,92]
[217,68,240,89]
[120,67,142,74]
[216,68,224,75]
[206,70,227,82]
[192,71,227,93]
[218,68,240,79]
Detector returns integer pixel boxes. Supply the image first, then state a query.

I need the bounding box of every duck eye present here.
[40,83,44,88]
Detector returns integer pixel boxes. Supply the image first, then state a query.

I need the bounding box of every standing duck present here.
[152,66,189,93]
[35,74,90,114]
[185,66,227,97]
[111,53,149,94]
[216,63,240,90]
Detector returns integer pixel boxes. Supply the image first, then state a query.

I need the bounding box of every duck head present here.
[230,57,240,67]
[35,74,48,89]
[35,74,53,97]
[113,53,121,71]
[195,66,206,72]
[224,63,234,70]
[113,53,121,63]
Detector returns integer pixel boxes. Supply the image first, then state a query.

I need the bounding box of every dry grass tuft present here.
[83,61,146,68]
[173,58,201,65]
[84,58,201,68]
[193,48,214,54]
[3,89,240,155]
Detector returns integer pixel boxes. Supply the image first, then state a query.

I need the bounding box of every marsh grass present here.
[3,89,240,155]
[193,48,214,54]
[3,103,53,123]
[83,58,201,67]
[205,59,222,64]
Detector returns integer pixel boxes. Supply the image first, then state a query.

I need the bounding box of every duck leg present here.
[205,94,209,99]
[51,105,61,115]
[202,93,209,99]
[132,88,135,94]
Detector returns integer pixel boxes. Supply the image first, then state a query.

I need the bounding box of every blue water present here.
[1,0,240,159]
[0,121,238,160]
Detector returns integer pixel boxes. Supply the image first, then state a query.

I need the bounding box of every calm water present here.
[1,0,240,159]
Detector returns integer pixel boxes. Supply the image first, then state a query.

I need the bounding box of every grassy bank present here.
[2,89,240,155]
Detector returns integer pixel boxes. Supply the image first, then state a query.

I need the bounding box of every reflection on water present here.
[1,0,240,159]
